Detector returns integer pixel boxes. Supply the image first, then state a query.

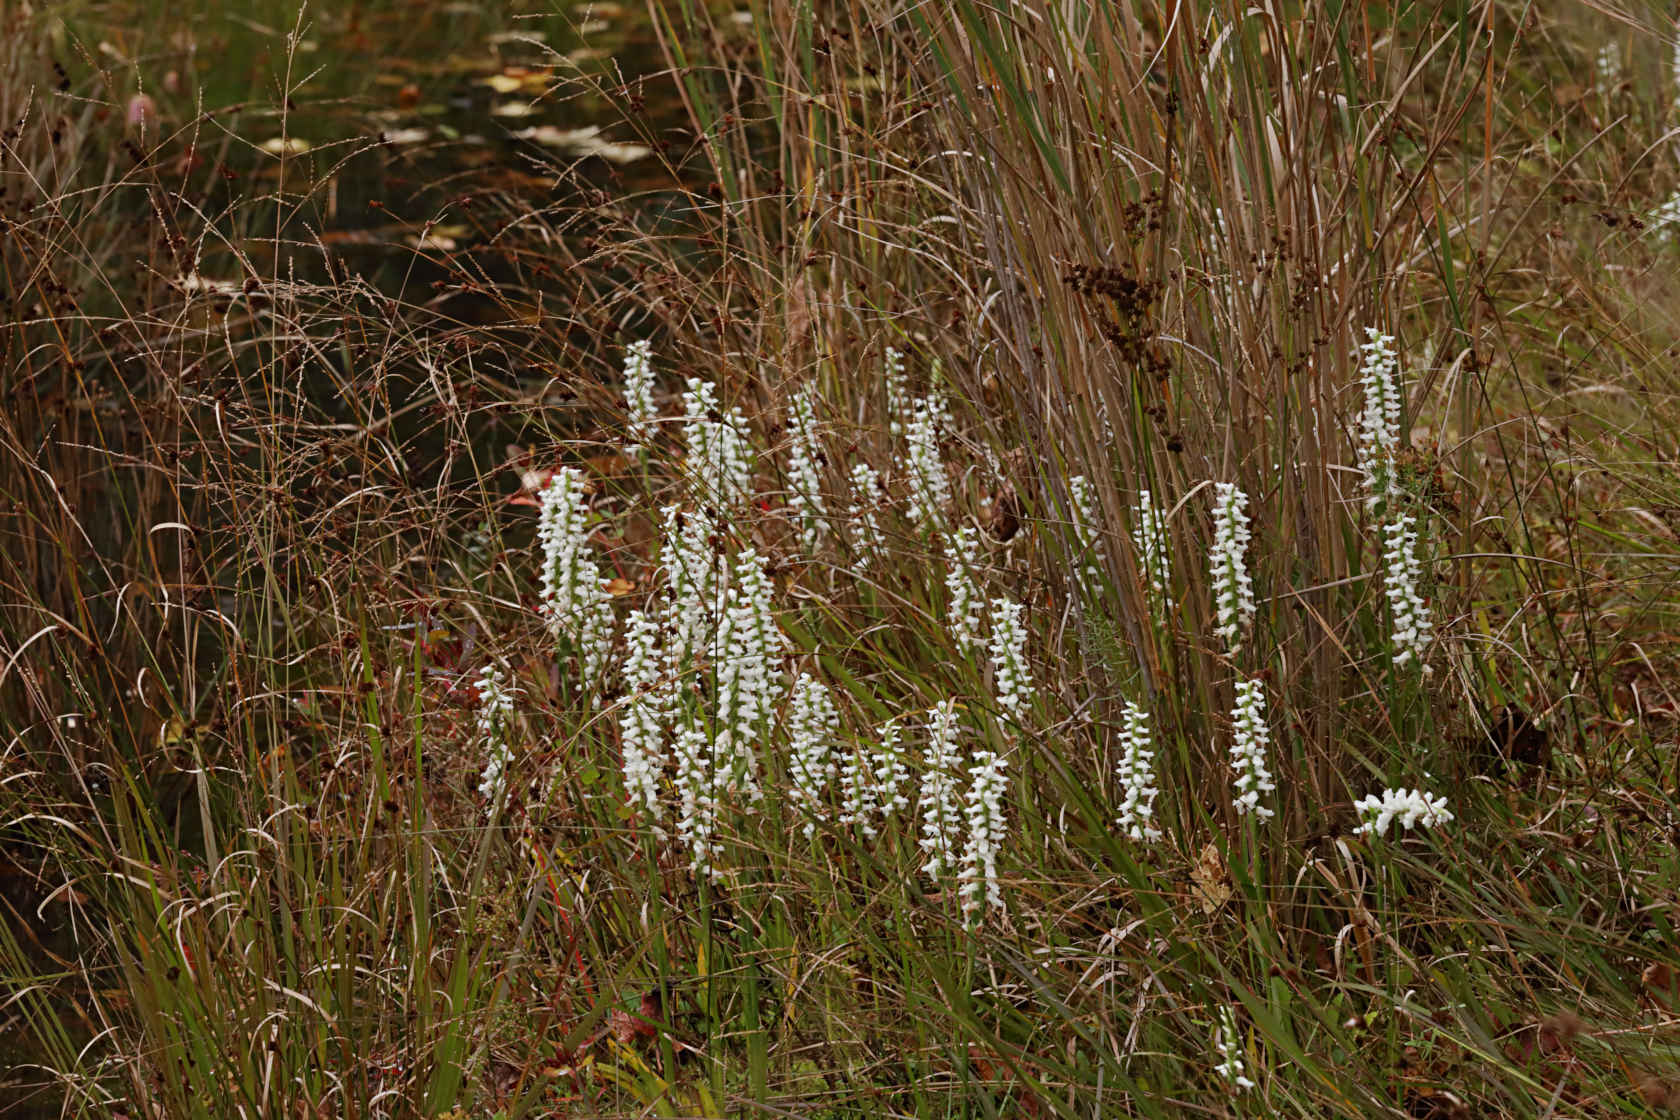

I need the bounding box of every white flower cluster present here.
[958,748,1009,920]
[1382,513,1433,667]
[840,717,911,840]
[787,387,827,551]
[1068,474,1106,588]
[1353,786,1452,838]
[623,338,657,452]
[1596,41,1620,92]
[1132,488,1173,610]
[1357,328,1403,507]
[918,700,964,880]
[885,346,909,439]
[1208,483,1255,654]
[944,525,985,655]
[672,719,721,878]
[633,506,788,875]
[474,663,518,808]
[788,673,839,838]
[1114,700,1162,842]
[838,748,879,838]
[988,597,1033,724]
[1650,190,1680,241]
[536,469,614,683]
[658,505,722,661]
[618,610,671,830]
[873,718,912,818]
[715,549,783,799]
[847,461,886,554]
[1228,677,1274,819]
[904,392,951,531]
[682,377,754,507]
[1214,1006,1256,1091]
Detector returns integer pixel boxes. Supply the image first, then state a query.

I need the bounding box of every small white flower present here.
[787,387,827,551]
[904,392,951,531]
[1650,190,1680,241]
[988,597,1033,724]
[944,525,985,655]
[623,338,657,452]
[475,663,519,809]
[847,460,886,554]
[885,346,909,439]
[1352,786,1452,838]
[788,673,839,839]
[618,610,671,830]
[658,505,723,661]
[1132,488,1173,610]
[1114,700,1162,842]
[1228,677,1274,819]
[1068,474,1106,588]
[960,748,1007,926]
[1382,513,1433,667]
[958,748,1009,920]
[536,468,615,683]
[838,748,880,839]
[715,548,783,798]
[1214,1006,1256,1091]
[1208,482,1255,654]
[672,717,721,878]
[873,718,911,819]
[1356,328,1403,506]
[681,377,754,508]
[1596,41,1620,91]
[918,700,965,881]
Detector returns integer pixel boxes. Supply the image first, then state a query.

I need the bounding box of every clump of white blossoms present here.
[958,747,1009,920]
[671,717,721,878]
[681,377,754,508]
[885,345,909,439]
[904,391,952,531]
[536,469,613,683]
[715,548,782,799]
[474,663,519,808]
[618,610,670,830]
[1382,513,1433,668]
[623,338,657,452]
[786,387,827,551]
[1596,41,1620,92]
[847,460,886,554]
[1649,191,1680,242]
[1353,786,1453,838]
[1356,328,1403,507]
[1068,474,1106,588]
[1228,677,1274,819]
[788,673,839,839]
[1208,483,1255,655]
[1214,1006,1256,1091]
[1114,700,1162,842]
[918,700,965,881]
[838,748,880,839]
[943,525,985,655]
[872,717,912,820]
[658,505,722,662]
[1132,489,1173,610]
[988,597,1033,724]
